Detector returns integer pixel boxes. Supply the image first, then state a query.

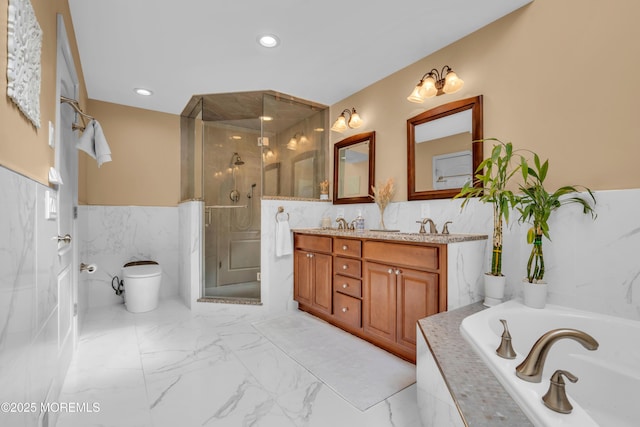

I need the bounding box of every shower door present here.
[203,121,262,300]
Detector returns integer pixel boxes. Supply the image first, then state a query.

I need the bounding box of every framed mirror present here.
[333,131,375,204]
[292,151,317,198]
[407,95,483,200]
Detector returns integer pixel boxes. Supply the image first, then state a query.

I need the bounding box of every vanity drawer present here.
[333,275,362,298]
[334,256,361,279]
[363,241,439,270]
[333,292,362,328]
[334,238,362,258]
[295,234,332,253]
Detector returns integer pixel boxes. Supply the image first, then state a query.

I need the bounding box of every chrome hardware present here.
[496,319,517,359]
[395,269,401,275]
[542,370,578,414]
[442,221,452,235]
[342,283,348,289]
[79,263,96,273]
[342,245,348,250]
[342,265,348,270]
[342,307,348,313]
[388,268,393,274]
[56,234,72,244]
[416,218,437,234]
[516,328,599,383]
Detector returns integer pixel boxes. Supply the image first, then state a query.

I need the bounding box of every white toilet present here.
[122,261,162,313]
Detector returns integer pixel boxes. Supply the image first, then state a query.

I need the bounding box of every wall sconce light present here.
[407,65,464,103]
[287,132,310,150]
[330,108,363,132]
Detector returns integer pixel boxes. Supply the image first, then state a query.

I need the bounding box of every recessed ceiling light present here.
[231,135,242,140]
[314,127,325,132]
[259,116,273,121]
[258,34,280,48]
[134,88,153,96]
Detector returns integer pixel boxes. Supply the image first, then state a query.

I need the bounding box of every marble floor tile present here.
[56,298,421,427]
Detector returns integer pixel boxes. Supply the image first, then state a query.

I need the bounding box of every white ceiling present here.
[68,0,532,115]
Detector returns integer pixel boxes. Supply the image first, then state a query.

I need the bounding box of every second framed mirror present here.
[407,95,483,200]
[333,131,375,204]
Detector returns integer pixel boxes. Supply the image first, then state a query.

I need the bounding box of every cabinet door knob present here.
[342,265,348,270]
[342,245,348,250]
[395,269,401,275]
[342,283,348,289]
[388,268,393,274]
[342,307,348,313]
[309,254,314,258]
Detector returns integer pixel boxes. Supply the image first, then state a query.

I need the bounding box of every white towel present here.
[275,219,293,257]
[77,119,112,167]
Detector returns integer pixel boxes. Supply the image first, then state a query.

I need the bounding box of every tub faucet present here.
[515,328,599,383]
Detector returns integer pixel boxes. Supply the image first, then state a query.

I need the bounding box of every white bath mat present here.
[252,312,415,411]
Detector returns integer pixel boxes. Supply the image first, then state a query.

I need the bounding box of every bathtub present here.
[460,299,640,427]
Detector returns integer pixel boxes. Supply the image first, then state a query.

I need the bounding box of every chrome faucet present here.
[416,218,437,234]
[515,328,599,383]
[336,218,348,230]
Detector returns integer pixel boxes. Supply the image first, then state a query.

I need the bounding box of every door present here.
[311,252,332,315]
[294,250,312,305]
[396,268,439,348]
[363,261,397,344]
[56,17,79,351]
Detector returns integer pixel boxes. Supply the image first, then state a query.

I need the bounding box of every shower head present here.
[231,152,245,166]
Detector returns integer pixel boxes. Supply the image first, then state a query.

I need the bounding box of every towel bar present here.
[60,96,94,131]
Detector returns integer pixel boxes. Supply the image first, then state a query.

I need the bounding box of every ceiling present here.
[68,0,532,116]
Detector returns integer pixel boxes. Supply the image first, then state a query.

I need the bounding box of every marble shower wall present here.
[78,206,179,310]
[0,166,71,427]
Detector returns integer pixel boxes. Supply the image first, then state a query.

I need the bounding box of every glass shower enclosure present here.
[181,91,328,303]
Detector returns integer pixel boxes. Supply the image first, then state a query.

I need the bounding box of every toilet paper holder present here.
[80,263,97,273]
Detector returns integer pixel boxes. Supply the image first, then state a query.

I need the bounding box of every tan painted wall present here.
[331,0,640,201]
[0,0,86,185]
[81,100,180,206]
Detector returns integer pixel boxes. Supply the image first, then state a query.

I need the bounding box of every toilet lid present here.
[123,264,161,278]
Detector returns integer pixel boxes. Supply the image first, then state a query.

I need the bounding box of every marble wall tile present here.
[79,205,179,309]
[178,200,202,309]
[0,166,75,427]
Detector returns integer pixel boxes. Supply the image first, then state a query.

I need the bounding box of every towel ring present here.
[275,206,289,222]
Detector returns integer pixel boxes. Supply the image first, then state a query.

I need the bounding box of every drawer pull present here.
[342,283,348,289]
[342,265,348,270]
[342,307,348,313]
[342,245,348,250]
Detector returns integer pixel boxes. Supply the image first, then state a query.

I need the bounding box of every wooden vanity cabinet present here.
[293,232,447,363]
[293,234,333,316]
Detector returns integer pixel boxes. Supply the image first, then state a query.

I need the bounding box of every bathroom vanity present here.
[293,229,487,362]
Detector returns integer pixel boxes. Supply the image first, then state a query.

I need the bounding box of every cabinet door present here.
[396,268,439,348]
[294,250,312,306]
[311,252,333,315]
[363,262,397,344]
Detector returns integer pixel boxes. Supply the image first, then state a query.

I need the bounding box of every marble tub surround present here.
[417,303,532,427]
[79,205,179,309]
[57,298,421,427]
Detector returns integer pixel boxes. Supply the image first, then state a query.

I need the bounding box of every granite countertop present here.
[418,303,532,426]
[293,228,487,244]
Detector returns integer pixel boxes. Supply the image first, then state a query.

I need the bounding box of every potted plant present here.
[517,153,597,308]
[455,138,524,306]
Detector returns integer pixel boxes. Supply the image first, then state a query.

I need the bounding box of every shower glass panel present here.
[203,121,262,300]
[181,91,328,303]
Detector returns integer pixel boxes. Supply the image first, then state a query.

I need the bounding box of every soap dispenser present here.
[355,210,365,233]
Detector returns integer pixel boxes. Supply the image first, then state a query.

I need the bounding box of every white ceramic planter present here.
[484,274,506,307]
[522,279,548,309]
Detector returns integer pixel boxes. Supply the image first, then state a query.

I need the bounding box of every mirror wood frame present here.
[407,95,483,200]
[333,131,376,204]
